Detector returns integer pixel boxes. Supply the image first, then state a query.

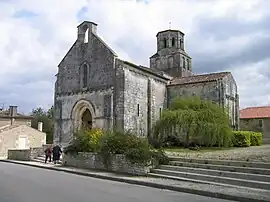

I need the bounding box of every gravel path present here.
[166,145,270,162]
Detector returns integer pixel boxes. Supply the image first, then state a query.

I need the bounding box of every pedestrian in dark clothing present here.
[52,145,62,164]
[44,147,52,163]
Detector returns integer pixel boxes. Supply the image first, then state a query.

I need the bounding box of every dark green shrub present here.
[232,131,251,147]
[250,132,262,146]
[151,149,169,165]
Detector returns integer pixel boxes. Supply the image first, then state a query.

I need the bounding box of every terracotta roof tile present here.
[240,106,270,119]
[169,72,230,86]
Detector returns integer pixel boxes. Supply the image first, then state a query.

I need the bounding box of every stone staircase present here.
[32,155,63,164]
[149,157,270,190]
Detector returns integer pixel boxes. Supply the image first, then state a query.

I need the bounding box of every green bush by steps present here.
[232,131,262,147]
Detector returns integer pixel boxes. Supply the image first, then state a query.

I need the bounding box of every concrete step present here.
[151,169,270,190]
[148,173,269,192]
[169,161,270,175]
[159,165,270,182]
[169,157,270,169]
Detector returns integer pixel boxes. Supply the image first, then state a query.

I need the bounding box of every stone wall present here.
[122,64,149,136]
[117,60,169,136]
[54,88,114,146]
[223,74,239,129]
[8,149,31,161]
[240,118,270,144]
[167,81,220,104]
[7,144,52,161]
[263,119,270,144]
[63,152,152,176]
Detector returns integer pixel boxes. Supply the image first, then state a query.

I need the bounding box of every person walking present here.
[44,146,52,163]
[52,144,62,164]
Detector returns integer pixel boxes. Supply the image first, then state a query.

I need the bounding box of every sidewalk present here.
[1,159,270,202]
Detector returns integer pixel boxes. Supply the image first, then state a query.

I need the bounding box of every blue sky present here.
[0,0,270,114]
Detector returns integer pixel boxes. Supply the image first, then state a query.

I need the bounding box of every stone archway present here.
[71,99,96,132]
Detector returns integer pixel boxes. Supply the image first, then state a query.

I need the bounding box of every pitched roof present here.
[169,72,230,86]
[122,60,171,80]
[240,106,270,119]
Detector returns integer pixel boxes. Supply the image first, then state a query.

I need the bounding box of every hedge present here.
[232,131,262,147]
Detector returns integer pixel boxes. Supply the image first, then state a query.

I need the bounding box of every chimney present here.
[38,122,43,132]
[9,106,18,117]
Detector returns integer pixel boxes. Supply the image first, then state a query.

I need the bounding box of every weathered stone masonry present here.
[54,21,239,146]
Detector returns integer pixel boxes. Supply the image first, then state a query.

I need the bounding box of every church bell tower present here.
[149,28,193,77]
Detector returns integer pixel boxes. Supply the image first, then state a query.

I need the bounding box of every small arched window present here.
[82,64,88,88]
[182,57,186,68]
[163,38,167,48]
[187,59,190,70]
[172,38,175,47]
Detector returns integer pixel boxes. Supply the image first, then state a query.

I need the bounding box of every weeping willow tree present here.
[151,96,232,148]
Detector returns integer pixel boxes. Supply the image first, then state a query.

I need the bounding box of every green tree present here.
[31,106,54,144]
[151,96,232,148]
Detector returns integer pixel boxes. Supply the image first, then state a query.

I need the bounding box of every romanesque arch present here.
[71,99,96,131]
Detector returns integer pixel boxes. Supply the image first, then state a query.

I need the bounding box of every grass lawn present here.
[164,147,233,153]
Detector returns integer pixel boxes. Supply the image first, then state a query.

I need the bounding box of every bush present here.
[99,130,130,155]
[250,132,262,146]
[64,128,104,154]
[232,131,263,147]
[99,130,155,165]
[232,131,251,147]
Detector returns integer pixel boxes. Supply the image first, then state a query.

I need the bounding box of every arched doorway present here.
[81,109,92,130]
[71,99,96,132]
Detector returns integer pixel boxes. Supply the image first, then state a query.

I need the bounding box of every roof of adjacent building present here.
[169,71,230,86]
[240,106,270,119]
[0,110,33,119]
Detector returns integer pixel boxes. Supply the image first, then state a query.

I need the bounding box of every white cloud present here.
[0,0,269,113]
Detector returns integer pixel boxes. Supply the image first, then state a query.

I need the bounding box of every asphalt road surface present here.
[0,162,234,202]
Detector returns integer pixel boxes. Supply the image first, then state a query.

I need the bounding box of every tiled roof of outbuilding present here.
[240,106,270,119]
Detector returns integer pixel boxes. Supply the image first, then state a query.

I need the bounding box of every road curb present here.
[1,159,269,202]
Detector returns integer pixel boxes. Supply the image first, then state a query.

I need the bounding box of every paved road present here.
[0,162,234,202]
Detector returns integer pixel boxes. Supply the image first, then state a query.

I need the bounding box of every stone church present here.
[53,21,239,147]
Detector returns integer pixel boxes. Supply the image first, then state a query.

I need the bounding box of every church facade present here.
[53,21,239,147]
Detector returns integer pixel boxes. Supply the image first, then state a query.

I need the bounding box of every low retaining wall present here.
[8,149,31,161]
[63,152,152,176]
[7,144,53,161]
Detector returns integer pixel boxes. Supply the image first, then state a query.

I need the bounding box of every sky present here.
[0,0,270,114]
